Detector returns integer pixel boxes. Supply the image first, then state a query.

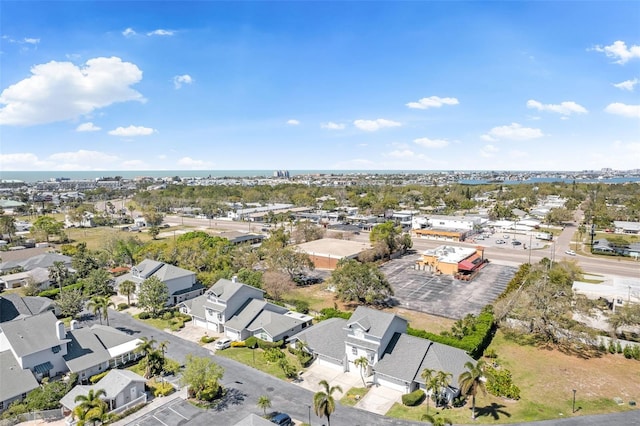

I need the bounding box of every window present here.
[52,345,61,353]
[351,347,357,356]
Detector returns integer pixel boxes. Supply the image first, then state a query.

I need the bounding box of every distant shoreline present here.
[1,169,639,185]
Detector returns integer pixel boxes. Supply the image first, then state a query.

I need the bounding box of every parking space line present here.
[152,415,169,426]
[169,406,189,420]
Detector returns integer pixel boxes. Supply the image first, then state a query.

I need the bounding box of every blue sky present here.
[1,1,639,172]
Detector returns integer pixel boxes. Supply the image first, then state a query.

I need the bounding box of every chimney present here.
[70,320,79,330]
[56,320,65,340]
[231,276,237,283]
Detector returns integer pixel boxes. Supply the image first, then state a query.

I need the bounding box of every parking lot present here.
[381,254,515,319]
[128,399,203,426]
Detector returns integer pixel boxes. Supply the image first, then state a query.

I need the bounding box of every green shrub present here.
[245,336,258,348]
[152,382,174,397]
[402,389,425,406]
[138,312,151,320]
[317,307,352,321]
[257,339,284,350]
[231,341,246,347]
[486,366,521,400]
[200,335,216,344]
[89,371,108,384]
[38,282,83,299]
[162,311,174,320]
[118,303,129,311]
[292,300,310,314]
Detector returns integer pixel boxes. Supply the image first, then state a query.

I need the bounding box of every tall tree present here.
[354,356,369,388]
[48,261,70,291]
[137,276,169,317]
[135,337,158,379]
[73,388,108,426]
[118,280,137,305]
[180,355,225,401]
[31,216,64,242]
[458,360,494,420]
[0,214,16,242]
[330,259,393,305]
[56,289,85,318]
[313,379,342,426]
[83,268,113,297]
[87,296,115,326]
[421,368,436,414]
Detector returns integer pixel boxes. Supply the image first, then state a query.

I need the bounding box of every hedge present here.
[257,339,284,350]
[38,282,83,298]
[117,303,129,311]
[245,336,258,348]
[89,371,108,384]
[407,307,495,359]
[402,389,425,406]
[317,307,352,321]
[200,336,216,344]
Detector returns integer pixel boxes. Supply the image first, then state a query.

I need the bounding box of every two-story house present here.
[179,277,264,332]
[180,277,313,341]
[115,259,205,306]
[289,306,475,398]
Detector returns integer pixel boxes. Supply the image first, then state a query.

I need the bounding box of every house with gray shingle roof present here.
[289,306,475,397]
[0,267,52,291]
[0,350,40,413]
[181,277,313,341]
[115,259,205,306]
[60,369,146,415]
[0,294,57,323]
[0,252,72,274]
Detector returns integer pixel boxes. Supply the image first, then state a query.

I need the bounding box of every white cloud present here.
[0,153,49,170]
[177,157,213,169]
[122,28,136,37]
[173,74,193,89]
[353,118,401,132]
[0,57,144,126]
[526,99,588,115]
[387,149,426,159]
[108,125,156,136]
[481,123,544,141]
[406,96,459,109]
[49,149,118,163]
[157,154,167,160]
[147,29,175,36]
[613,78,639,91]
[23,38,40,45]
[604,103,640,118]
[480,144,499,158]
[76,122,101,132]
[321,121,345,130]
[413,137,449,148]
[286,119,300,126]
[593,40,640,64]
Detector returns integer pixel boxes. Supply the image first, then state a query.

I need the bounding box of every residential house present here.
[613,221,640,235]
[179,277,264,332]
[180,278,312,341]
[60,369,146,418]
[289,306,475,398]
[0,253,72,275]
[0,350,40,413]
[115,259,205,306]
[0,294,57,322]
[0,267,51,291]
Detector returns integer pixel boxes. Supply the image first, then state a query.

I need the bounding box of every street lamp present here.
[572,389,577,413]
[307,404,311,426]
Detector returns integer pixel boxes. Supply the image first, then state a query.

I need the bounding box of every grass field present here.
[216,347,303,381]
[387,330,639,424]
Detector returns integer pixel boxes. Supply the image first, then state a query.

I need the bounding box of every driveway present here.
[354,385,403,415]
[297,363,362,399]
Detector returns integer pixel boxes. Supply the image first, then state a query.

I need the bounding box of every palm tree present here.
[421,368,436,414]
[87,296,115,326]
[458,360,494,420]
[420,414,453,426]
[119,280,137,305]
[48,260,69,291]
[257,395,272,416]
[73,388,108,426]
[313,379,342,426]
[354,356,369,387]
[136,337,157,379]
[434,371,452,407]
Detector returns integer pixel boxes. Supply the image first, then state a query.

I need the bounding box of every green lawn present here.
[215,347,303,381]
[340,387,369,407]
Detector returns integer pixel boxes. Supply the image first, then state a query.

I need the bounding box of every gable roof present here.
[224,299,269,331]
[64,325,139,373]
[291,318,348,363]
[415,340,475,388]
[0,253,72,273]
[0,350,40,402]
[346,306,407,339]
[246,309,304,339]
[60,369,146,410]
[0,311,68,357]
[0,294,55,323]
[233,413,275,426]
[208,278,250,300]
[374,333,432,383]
[132,259,194,282]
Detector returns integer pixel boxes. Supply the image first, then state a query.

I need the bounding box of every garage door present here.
[317,357,343,371]
[376,376,410,393]
[193,318,208,329]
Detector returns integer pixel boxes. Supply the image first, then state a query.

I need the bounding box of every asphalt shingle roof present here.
[225,299,268,331]
[0,350,39,402]
[416,340,475,388]
[60,369,145,410]
[0,311,68,357]
[247,309,303,339]
[0,294,54,323]
[346,306,407,338]
[291,318,347,363]
[374,333,431,383]
[63,328,111,373]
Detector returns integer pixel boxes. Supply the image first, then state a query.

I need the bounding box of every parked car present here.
[511,240,522,246]
[565,250,576,256]
[476,235,484,240]
[502,235,510,239]
[214,337,232,350]
[495,239,506,244]
[270,413,292,426]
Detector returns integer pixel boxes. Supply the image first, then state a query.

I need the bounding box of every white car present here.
[565,250,576,256]
[214,337,232,350]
